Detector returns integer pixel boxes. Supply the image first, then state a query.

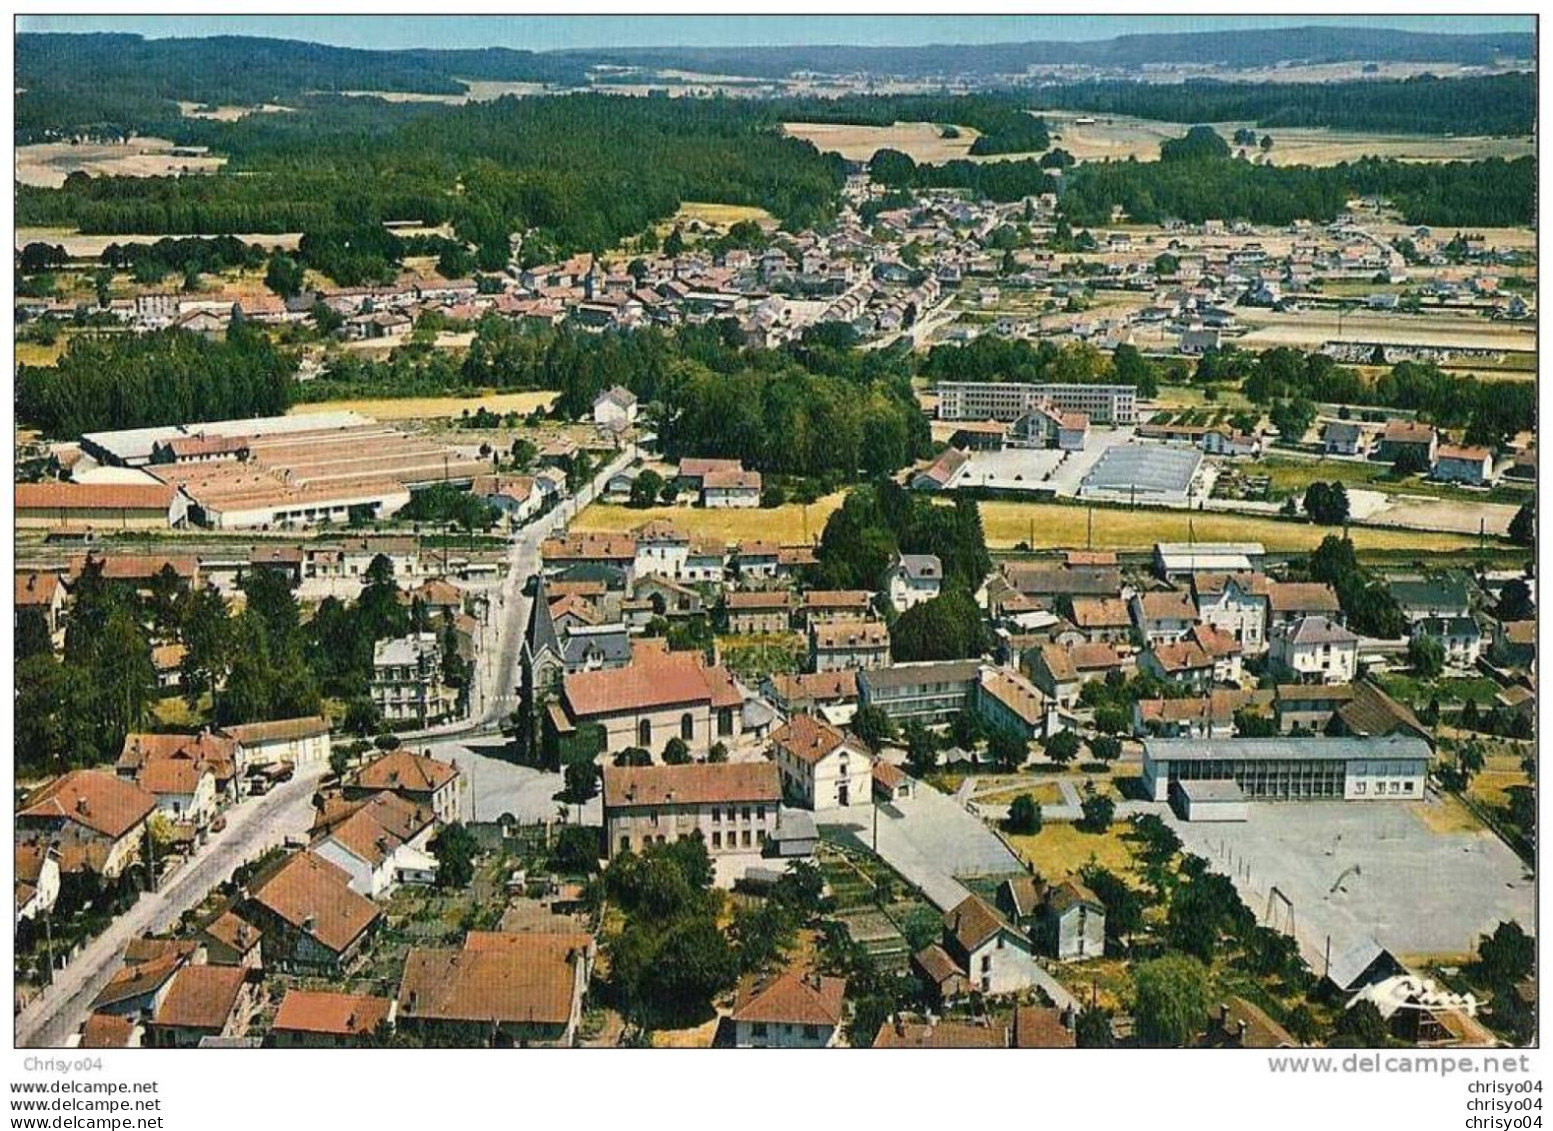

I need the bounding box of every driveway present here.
[16,762,327,1048]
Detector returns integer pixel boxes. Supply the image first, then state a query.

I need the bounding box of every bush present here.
[1005,794,1043,835]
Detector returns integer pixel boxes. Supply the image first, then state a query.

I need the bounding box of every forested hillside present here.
[1034,73,1534,137]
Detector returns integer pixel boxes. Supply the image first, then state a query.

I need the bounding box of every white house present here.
[730,966,846,1048]
[915,894,1043,1001]
[220,716,332,769]
[592,386,638,428]
[1269,616,1359,685]
[15,844,61,925]
[631,520,690,579]
[882,553,942,612]
[137,759,218,829]
[1433,444,1495,486]
[1193,572,1268,653]
[1412,616,1484,670]
[702,468,762,508]
[769,714,874,810]
[1132,589,1199,645]
[311,794,439,898]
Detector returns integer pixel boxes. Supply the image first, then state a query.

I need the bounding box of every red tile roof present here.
[248,852,381,956]
[731,966,845,1027]
[18,771,156,841]
[398,931,592,1028]
[272,989,393,1038]
[16,482,176,512]
[151,964,245,1032]
[603,762,780,809]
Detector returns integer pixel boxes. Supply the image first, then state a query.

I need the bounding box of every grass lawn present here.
[1373,673,1504,708]
[977,500,1482,553]
[1151,383,1253,411]
[717,633,805,681]
[1411,793,1485,835]
[1260,455,1533,506]
[574,494,845,545]
[976,782,1064,806]
[15,338,66,367]
[152,695,206,729]
[1003,822,1138,883]
[290,390,558,421]
[1466,751,1531,811]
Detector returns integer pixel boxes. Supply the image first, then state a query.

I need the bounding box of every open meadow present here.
[289,390,558,421]
[15,137,226,188]
[783,120,985,163]
[573,495,844,545]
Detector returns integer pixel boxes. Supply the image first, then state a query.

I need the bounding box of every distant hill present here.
[574,26,1534,79]
[16,26,1535,141]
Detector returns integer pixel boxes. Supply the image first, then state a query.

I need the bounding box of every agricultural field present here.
[288,390,558,421]
[1233,307,1536,354]
[977,499,1483,553]
[573,494,844,545]
[1038,109,1534,167]
[782,121,985,164]
[176,100,294,121]
[15,138,226,189]
[1258,455,1534,507]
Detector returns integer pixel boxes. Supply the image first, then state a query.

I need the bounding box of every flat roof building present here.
[1080,443,1204,504]
[936,382,1138,425]
[1141,735,1430,804]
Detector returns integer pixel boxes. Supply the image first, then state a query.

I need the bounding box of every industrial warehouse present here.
[44,413,491,530]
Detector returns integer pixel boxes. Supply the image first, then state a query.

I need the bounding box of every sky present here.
[14,14,1535,53]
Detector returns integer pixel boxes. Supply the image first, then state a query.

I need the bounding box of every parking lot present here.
[1165,797,1535,966]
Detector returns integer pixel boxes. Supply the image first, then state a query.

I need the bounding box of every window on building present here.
[742,830,752,847]
[803,1025,819,1040]
[618,836,630,854]
[711,807,721,823]
[712,831,722,848]
[638,718,652,747]
[752,1022,767,1038]
[680,713,694,741]
[981,955,992,973]
[742,806,751,821]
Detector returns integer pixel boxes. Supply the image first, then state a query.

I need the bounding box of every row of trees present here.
[1224,347,1537,447]
[921,336,1168,400]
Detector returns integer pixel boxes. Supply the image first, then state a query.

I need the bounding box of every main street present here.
[15,446,635,1048]
[16,763,326,1049]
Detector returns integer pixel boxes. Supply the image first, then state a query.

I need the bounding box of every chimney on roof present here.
[1236,1019,1248,1041]
[76,795,89,815]
[302,914,317,934]
[1218,1002,1230,1026]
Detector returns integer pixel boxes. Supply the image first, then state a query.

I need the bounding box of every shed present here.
[1171,778,1248,822]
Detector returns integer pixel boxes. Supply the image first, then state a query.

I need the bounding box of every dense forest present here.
[868,149,1058,202]
[15,33,590,140]
[17,94,848,264]
[16,324,296,438]
[1059,149,1535,228]
[1035,73,1535,137]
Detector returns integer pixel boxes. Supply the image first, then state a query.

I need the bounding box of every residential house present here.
[872,1016,1009,1048]
[799,590,873,628]
[1066,597,1133,645]
[1378,420,1438,466]
[1322,421,1368,457]
[270,989,395,1048]
[761,670,859,718]
[1027,642,1126,707]
[16,771,156,880]
[143,964,250,1048]
[218,716,332,770]
[1387,574,1472,624]
[725,590,796,635]
[1200,999,1298,1049]
[1012,1004,1078,1049]
[1274,684,1357,734]
[243,851,382,973]
[344,750,465,823]
[117,730,243,804]
[1433,445,1494,486]
[592,386,638,428]
[1140,638,1217,694]
[1132,589,1199,645]
[769,714,873,810]
[857,660,981,726]
[810,620,890,674]
[311,793,439,897]
[1135,689,1261,739]
[15,843,61,925]
[1412,616,1484,670]
[1270,616,1360,684]
[730,966,846,1048]
[914,894,1041,1002]
[975,665,1047,742]
[872,761,915,804]
[88,938,203,1020]
[602,762,781,864]
[199,909,263,969]
[881,554,942,612]
[15,571,65,640]
[1037,879,1106,961]
[1264,581,1343,632]
[372,633,460,725]
[702,468,762,508]
[398,930,595,1047]
[1193,572,1269,652]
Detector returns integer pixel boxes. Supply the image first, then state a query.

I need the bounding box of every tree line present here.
[1033,72,1534,138]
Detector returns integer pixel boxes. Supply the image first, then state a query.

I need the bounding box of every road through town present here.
[15,763,325,1049]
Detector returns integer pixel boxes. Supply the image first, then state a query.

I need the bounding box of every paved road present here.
[406,447,637,745]
[16,763,326,1049]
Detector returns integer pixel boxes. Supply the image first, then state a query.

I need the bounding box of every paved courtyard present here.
[423,736,602,826]
[1163,797,1535,967]
[818,784,1022,911]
